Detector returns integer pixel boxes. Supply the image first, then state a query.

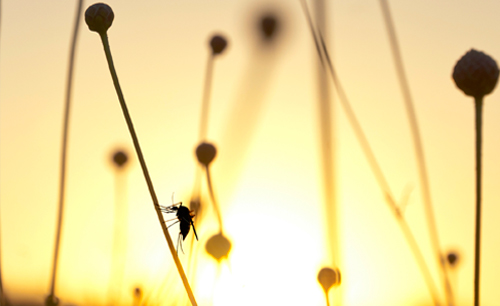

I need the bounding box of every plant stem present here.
[48,1,83,303]
[378,1,453,304]
[199,54,215,141]
[474,95,483,306]
[299,2,441,304]
[98,32,197,306]
[205,166,224,233]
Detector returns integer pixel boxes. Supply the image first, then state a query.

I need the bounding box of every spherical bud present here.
[45,294,60,306]
[112,150,128,168]
[260,14,278,41]
[210,35,228,55]
[85,3,114,34]
[446,251,460,268]
[196,142,217,166]
[205,232,231,261]
[317,267,341,293]
[452,49,499,98]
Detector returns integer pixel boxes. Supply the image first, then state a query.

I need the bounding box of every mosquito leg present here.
[167,220,180,228]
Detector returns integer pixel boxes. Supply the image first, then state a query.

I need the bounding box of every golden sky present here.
[2,0,500,306]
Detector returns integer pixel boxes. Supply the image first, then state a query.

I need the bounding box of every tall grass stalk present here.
[452,49,498,306]
[312,0,339,268]
[199,54,215,141]
[96,30,197,306]
[300,1,441,304]
[47,1,84,305]
[205,166,224,233]
[0,0,5,304]
[85,4,197,305]
[378,1,453,304]
[473,96,483,306]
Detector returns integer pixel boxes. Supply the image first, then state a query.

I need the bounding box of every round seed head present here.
[210,35,228,55]
[446,251,460,267]
[206,232,232,261]
[317,267,341,293]
[452,49,499,98]
[45,294,59,306]
[85,3,114,34]
[260,14,278,41]
[196,142,217,166]
[112,150,128,168]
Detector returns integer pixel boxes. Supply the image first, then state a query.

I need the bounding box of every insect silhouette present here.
[158,197,198,253]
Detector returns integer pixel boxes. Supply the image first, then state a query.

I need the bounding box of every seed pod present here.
[260,14,278,41]
[196,142,217,166]
[446,251,460,268]
[317,267,341,293]
[205,232,231,261]
[85,3,114,34]
[112,150,128,168]
[452,49,499,98]
[210,35,228,55]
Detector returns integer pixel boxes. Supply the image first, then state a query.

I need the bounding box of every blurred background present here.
[2,0,500,305]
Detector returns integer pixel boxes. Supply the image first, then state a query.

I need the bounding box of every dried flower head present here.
[446,251,460,268]
[317,267,341,293]
[196,142,217,166]
[210,35,228,55]
[452,49,499,98]
[205,232,231,261]
[112,150,128,168]
[260,14,278,40]
[85,3,114,34]
[45,294,59,306]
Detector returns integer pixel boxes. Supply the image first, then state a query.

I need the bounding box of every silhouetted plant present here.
[108,149,130,304]
[299,1,440,305]
[85,3,197,305]
[196,142,225,234]
[205,232,231,262]
[47,1,84,305]
[452,48,499,306]
[318,267,341,306]
[259,14,279,42]
[378,2,454,304]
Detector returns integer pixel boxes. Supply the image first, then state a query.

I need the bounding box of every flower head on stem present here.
[85,3,197,305]
[452,48,498,306]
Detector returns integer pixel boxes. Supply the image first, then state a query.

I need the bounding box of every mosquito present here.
[158,196,198,253]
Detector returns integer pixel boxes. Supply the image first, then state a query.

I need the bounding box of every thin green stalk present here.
[48,1,84,304]
[474,96,483,306]
[98,32,197,306]
[378,1,453,304]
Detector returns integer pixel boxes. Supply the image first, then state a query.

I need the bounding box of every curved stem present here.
[378,1,453,304]
[474,96,483,306]
[299,3,441,304]
[205,166,224,233]
[98,32,197,306]
[198,54,215,141]
[48,1,84,303]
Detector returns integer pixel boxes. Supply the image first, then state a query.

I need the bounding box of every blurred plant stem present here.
[473,96,483,306]
[205,166,224,234]
[300,1,441,304]
[47,1,84,304]
[199,54,215,141]
[313,0,339,269]
[0,0,4,304]
[97,31,197,306]
[378,1,453,304]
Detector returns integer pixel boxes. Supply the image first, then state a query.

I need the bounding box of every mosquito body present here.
[159,200,198,253]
